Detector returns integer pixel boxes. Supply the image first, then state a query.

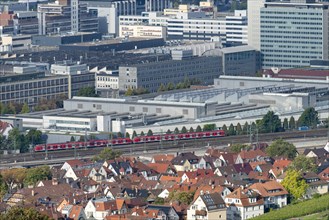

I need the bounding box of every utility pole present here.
[74,144,77,159]
[45,143,48,160]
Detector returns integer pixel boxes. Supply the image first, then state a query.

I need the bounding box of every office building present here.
[0,34,31,51]
[247,0,265,50]
[118,49,221,93]
[119,25,166,39]
[260,0,329,69]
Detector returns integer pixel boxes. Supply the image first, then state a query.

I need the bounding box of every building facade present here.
[260,0,329,68]
[118,50,221,93]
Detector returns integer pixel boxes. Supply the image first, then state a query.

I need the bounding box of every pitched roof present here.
[249,161,267,170]
[116,198,125,210]
[193,185,227,200]
[304,148,329,158]
[248,181,288,197]
[226,188,264,207]
[199,192,226,210]
[95,200,117,212]
[319,166,329,181]
[68,205,84,220]
[147,163,171,174]
[0,121,13,134]
[171,152,199,165]
[233,163,253,175]
[152,154,175,163]
[238,149,267,160]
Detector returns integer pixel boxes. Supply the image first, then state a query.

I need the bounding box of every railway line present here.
[0,128,328,166]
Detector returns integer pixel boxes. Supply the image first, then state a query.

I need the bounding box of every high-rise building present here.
[260,0,329,69]
[247,0,265,51]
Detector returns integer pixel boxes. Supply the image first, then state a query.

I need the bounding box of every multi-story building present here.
[0,34,31,51]
[119,24,166,39]
[118,49,221,93]
[120,10,248,46]
[247,0,265,51]
[0,63,95,107]
[37,0,98,35]
[260,0,329,69]
[0,11,39,36]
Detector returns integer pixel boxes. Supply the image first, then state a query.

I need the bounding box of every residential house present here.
[248,181,288,209]
[235,149,267,164]
[145,205,179,220]
[0,121,13,138]
[319,166,329,181]
[171,152,199,171]
[61,159,93,171]
[303,172,329,198]
[225,188,264,220]
[304,148,329,163]
[268,159,292,181]
[147,162,176,175]
[107,161,133,176]
[151,154,175,163]
[85,198,127,220]
[193,184,232,200]
[187,192,227,220]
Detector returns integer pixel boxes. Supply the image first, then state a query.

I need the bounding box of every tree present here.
[203,124,216,131]
[158,83,166,92]
[24,166,52,186]
[125,87,134,96]
[0,174,7,202]
[77,87,99,97]
[283,118,289,130]
[265,139,297,160]
[258,111,282,133]
[0,207,51,220]
[174,127,179,134]
[189,127,194,133]
[166,129,172,134]
[289,116,296,129]
[3,103,16,114]
[79,136,85,142]
[147,129,153,136]
[8,128,26,152]
[20,103,29,114]
[196,125,202,132]
[26,129,43,145]
[228,123,236,136]
[166,82,175,91]
[298,107,319,128]
[242,121,249,135]
[125,132,130,139]
[153,197,165,205]
[70,136,76,142]
[181,126,187,134]
[236,123,242,135]
[168,191,195,205]
[140,131,145,136]
[117,132,123,138]
[281,170,308,200]
[1,168,26,192]
[92,148,122,162]
[289,155,317,173]
[132,131,137,139]
[230,144,251,153]
[222,124,228,134]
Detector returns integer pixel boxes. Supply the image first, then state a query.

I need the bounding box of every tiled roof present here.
[68,205,83,220]
[171,152,199,165]
[319,166,329,181]
[147,162,171,174]
[226,188,264,207]
[248,181,288,197]
[95,200,117,212]
[239,149,266,160]
[152,154,175,163]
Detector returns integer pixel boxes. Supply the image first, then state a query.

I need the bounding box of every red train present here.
[34,130,225,152]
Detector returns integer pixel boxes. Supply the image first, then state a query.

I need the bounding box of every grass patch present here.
[251,194,329,220]
[300,209,329,220]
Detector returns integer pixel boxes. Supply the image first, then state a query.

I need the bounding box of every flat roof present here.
[220,45,256,54]
[72,37,162,47]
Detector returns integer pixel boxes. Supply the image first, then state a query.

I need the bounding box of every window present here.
[129,106,135,112]
[77,104,83,109]
[182,109,188,115]
[143,107,148,113]
[240,82,245,86]
[96,104,102,110]
[156,108,162,113]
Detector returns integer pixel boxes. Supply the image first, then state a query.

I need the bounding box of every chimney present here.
[212,184,215,190]
[52,178,58,185]
[200,190,204,195]
[73,198,76,204]
[32,190,35,196]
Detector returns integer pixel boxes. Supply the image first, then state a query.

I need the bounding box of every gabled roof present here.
[123,188,149,198]
[171,152,199,165]
[233,163,253,175]
[68,205,84,220]
[146,204,175,216]
[152,154,175,163]
[304,148,329,158]
[318,166,329,181]
[249,161,267,170]
[0,121,13,134]
[248,181,288,197]
[226,188,264,207]
[64,159,93,169]
[95,200,118,212]
[193,185,227,200]
[147,162,171,174]
[238,149,267,160]
[199,192,226,210]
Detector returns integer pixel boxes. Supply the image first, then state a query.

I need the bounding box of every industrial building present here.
[118,49,221,92]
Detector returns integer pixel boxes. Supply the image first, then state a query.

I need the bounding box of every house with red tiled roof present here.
[61,159,93,171]
[268,159,292,180]
[319,166,329,181]
[179,169,215,184]
[225,187,264,220]
[62,205,86,220]
[302,172,329,199]
[147,162,176,174]
[248,181,288,209]
[193,184,231,200]
[85,198,127,220]
[235,149,267,164]
[171,152,200,171]
[0,121,13,137]
[151,154,175,163]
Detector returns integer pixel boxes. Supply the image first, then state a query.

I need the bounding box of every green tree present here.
[20,103,29,114]
[189,127,194,133]
[153,197,165,205]
[242,121,249,135]
[140,131,145,136]
[181,126,187,134]
[79,136,85,142]
[0,174,7,202]
[166,82,175,91]
[203,123,216,131]
[24,166,52,186]
[0,206,51,220]
[70,136,76,142]
[117,132,123,138]
[258,111,282,133]
[25,129,42,145]
[289,116,296,129]
[289,155,317,173]
[222,124,228,134]
[3,103,16,114]
[230,144,251,153]
[147,129,153,136]
[125,87,134,96]
[166,129,172,134]
[1,168,26,192]
[158,83,167,92]
[77,87,99,97]
[265,139,297,160]
[282,170,308,200]
[236,123,242,135]
[228,123,236,136]
[283,118,289,130]
[174,127,179,134]
[125,132,130,139]
[132,131,137,139]
[196,125,202,132]
[168,191,195,205]
[92,148,122,162]
[8,128,26,152]
[298,107,319,128]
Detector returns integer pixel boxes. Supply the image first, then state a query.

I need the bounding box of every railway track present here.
[0,128,328,165]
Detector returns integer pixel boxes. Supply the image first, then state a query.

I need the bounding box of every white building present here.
[51,61,89,75]
[247,0,264,50]
[95,71,119,90]
[119,24,166,39]
[0,34,32,51]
